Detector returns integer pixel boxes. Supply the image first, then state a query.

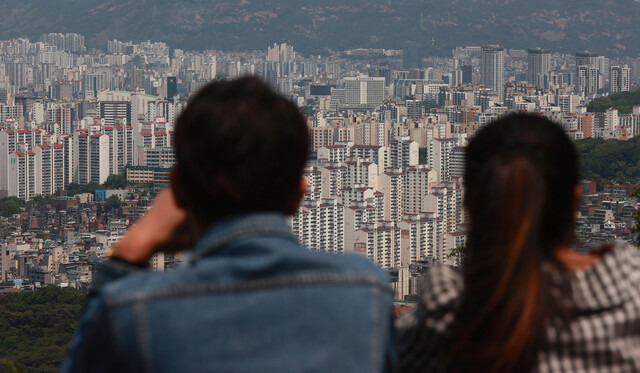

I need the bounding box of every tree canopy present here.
[419,147,428,165]
[64,172,129,197]
[587,88,640,114]
[103,174,128,189]
[0,286,85,373]
[0,197,26,217]
[103,195,122,213]
[576,136,640,186]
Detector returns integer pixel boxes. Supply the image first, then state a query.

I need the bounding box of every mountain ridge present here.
[2,0,640,56]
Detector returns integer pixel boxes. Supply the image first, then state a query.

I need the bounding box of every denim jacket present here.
[61,213,396,372]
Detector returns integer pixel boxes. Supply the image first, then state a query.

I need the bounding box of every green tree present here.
[587,88,640,114]
[419,147,428,165]
[0,197,26,217]
[576,136,640,187]
[0,287,85,372]
[103,173,128,189]
[103,195,122,213]
[64,182,101,196]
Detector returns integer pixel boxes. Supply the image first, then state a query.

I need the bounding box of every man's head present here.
[172,77,309,226]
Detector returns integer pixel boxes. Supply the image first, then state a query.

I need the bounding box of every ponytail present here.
[448,113,579,372]
[450,154,550,372]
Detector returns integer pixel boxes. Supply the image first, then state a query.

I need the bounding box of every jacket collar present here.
[190,213,297,260]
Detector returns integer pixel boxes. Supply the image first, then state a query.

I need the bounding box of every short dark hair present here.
[173,77,309,225]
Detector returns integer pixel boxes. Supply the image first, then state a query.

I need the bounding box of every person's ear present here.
[572,184,583,220]
[299,176,309,199]
[285,176,308,216]
[170,167,188,210]
[573,185,583,208]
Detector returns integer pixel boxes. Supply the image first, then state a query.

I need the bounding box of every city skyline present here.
[0,33,637,296]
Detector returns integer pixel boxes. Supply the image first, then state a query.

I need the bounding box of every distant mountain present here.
[2,0,640,56]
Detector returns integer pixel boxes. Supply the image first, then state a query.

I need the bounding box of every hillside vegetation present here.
[587,88,640,114]
[0,0,638,55]
[0,287,85,373]
[576,135,640,186]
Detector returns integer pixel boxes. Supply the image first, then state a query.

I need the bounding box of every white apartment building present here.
[354,120,389,146]
[378,168,404,222]
[103,125,124,175]
[349,221,411,269]
[577,66,599,97]
[1,127,66,200]
[33,143,64,196]
[428,137,457,182]
[610,66,631,94]
[403,166,437,215]
[344,158,378,188]
[344,201,377,232]
[8,144,36,201]
[293,198,344,254]
[146,100,186,128]
[341,188,384,223]
[73,130,90,184]
[0,129,16,194]
[352,145,389,173]
[389,138,418,173]
[422,183,465,253]
[89,134,110,184]
[344,76,385,108]
[481,46,505,102]
[319,164,346,198]
[619,113,640,138]
[450,147,465,179]
[138,146,175,168]
[317,145,349,163]
[397,213,441,263]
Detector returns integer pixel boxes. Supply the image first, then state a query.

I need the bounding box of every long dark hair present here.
[451,114,579,372]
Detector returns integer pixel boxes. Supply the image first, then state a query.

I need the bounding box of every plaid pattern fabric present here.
[396,241,640,372]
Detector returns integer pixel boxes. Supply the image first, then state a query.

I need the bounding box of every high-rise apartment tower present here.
[481,46,505,102]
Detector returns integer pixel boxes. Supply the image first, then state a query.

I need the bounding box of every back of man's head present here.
[173,77,309,225]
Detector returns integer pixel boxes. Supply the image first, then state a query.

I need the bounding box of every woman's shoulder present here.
[396,265,463,372]
[418,265,464,312]
[396,265,463,333]
[560,240,640,311]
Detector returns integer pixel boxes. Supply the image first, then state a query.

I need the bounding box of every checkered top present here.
[396,241,640,372]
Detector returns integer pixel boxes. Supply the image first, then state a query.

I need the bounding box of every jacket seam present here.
[106,273,391,308]
[133,301,155,373]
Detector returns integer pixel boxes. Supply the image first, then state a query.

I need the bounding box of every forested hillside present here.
[576,136,640,186]
[587,88,640,114]
[0,287,85,373]
[0,0,638,55]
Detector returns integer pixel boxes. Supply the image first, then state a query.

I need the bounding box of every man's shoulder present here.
[99,243,388,307]
[303,249,389,281]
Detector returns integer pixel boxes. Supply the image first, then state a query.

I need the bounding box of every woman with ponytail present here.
[397,114,640,372]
